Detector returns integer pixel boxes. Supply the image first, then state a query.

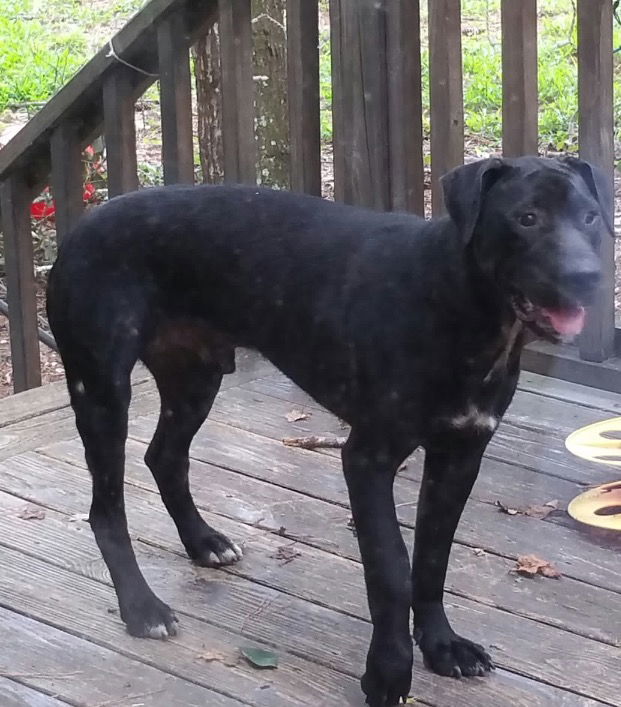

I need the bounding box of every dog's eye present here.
[518,212,537,227]
[585,211,599,226]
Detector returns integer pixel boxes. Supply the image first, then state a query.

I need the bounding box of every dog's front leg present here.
[412,437,494,678]
[342,429,414,707]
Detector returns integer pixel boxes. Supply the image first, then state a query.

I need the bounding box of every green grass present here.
[0,0,146,114]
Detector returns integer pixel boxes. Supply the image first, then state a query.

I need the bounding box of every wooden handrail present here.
[0,0,218,200]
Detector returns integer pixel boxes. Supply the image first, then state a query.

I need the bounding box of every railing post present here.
[104,69,139,196]
[50,121,84,242]
[0,173,41,392]
[158,12,195,184]
[428,0,464,215]
[287,0,321,196]
[329,0,390,209]
[330,0,423,212]
[386,0,424,214]
[577,0,614,362]
[219,0,256,184]
[501,0,538,157]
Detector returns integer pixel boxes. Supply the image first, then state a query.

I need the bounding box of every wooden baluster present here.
[501,0,538,157]
[50,121,84,242]
[329,0,391,210]
[428,0,463,215]
[104,70,139,197]
[386,0,424,214]
[219,0,256,184]
[0,173,41,392]
[577,0,615,362]
[158,12,194,185]
[287,0,321,196]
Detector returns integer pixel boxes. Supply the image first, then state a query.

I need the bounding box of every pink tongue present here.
[541,306,586,336]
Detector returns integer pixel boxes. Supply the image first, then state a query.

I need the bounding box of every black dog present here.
[47,156,611,706]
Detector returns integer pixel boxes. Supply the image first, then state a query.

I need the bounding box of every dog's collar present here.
[483,319,524,384]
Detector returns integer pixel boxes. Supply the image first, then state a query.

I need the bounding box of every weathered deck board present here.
[0,357,620,706]
[35,437,621,649]
[242,373,617,486]
[0,677,68,707]
[118,414,621,593]
[0,488,606,707]
[0,605,239,706]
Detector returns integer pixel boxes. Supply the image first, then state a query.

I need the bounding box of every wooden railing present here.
[0,0,617,393]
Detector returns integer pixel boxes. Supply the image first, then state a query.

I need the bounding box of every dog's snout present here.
[560,265,601,294]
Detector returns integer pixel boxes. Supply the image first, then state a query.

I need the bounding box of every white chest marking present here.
[448,405,498,432]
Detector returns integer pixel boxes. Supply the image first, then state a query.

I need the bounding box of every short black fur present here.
[47,156,609,706]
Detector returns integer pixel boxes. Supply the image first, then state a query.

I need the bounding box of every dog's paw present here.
[361,637,413,706]
[122,594,178,639]
[188,529,243,568]
[415,628,494,678]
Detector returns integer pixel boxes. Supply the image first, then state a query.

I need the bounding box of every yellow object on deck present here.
[565,419,621,531]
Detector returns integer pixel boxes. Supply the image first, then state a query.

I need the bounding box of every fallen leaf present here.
[515,554,561,579]
[497,499,561,520]
[197,650,224,662]
[398,462,408,472]
[473,548,486,557]
[277,526,287,536]
[241,646,278,669]
[196,649,238,667]
[523,504,556,520]
[495,500,518,515]
[270,544,301,565]
[18,506,45,520]
[285,409,310,423]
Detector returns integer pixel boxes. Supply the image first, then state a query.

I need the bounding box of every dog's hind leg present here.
[142,345,243,567]
[66,347,178,639]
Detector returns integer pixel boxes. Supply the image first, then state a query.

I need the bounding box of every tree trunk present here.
[252,0,288,187]
[192,1,288,187]
[192,26,223,184]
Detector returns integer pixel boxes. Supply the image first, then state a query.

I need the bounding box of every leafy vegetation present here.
[0,0,146,114]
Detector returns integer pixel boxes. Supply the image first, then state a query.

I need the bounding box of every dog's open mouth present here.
[511,293,586,340]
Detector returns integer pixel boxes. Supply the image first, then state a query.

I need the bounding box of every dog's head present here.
[441,155,613,342]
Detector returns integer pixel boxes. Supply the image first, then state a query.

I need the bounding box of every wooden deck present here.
[1,351,620,707]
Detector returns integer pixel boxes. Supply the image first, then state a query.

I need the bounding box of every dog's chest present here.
[443,401,500,433]
[434,329,522,435]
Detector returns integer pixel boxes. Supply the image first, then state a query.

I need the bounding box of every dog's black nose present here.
[560,267,601,295]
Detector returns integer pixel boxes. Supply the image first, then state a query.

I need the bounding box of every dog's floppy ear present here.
[440,158,510,244]
[561,156,615,237]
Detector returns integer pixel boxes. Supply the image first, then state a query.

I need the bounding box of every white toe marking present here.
[207,551,220,565]
[232,543,244,560]
[220,548,237,564]
[147,623,169,639]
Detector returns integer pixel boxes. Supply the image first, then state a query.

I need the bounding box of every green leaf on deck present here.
[241,646,279,669]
